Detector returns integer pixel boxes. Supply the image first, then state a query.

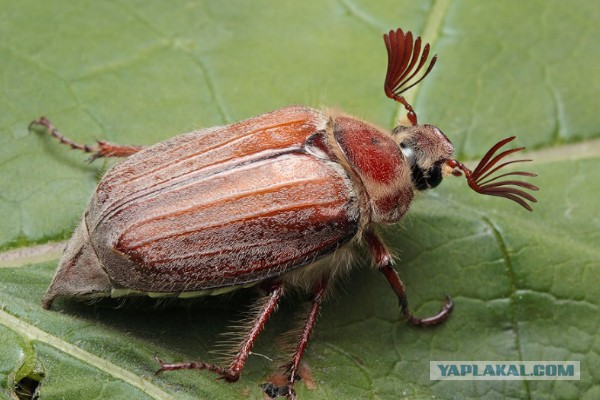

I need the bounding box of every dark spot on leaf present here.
[14,375,42,400]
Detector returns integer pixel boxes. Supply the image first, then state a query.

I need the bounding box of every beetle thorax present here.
[333,116,414,224]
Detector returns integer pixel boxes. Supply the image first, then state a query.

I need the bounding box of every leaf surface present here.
[1,1,598,399]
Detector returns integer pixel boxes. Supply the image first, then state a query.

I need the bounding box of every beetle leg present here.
[29,116,144,161]
[156,284,285,382]
[365,229,453,326]
[262,278,327,400]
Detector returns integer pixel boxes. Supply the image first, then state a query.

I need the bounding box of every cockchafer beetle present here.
[30,28,538,399]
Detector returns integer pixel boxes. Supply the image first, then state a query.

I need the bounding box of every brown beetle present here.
[31,28,537,398]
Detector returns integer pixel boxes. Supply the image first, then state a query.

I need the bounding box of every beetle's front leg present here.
[364,229,453,326]
[156,284,285,382]
[29,117,144,161]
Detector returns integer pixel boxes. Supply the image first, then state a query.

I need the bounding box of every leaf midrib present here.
[0,308,173,400]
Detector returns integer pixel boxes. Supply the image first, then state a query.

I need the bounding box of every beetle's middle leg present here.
[29,117,144,161]
[156,284,285,382]
[262,277,328,400]
[365,228,453,326]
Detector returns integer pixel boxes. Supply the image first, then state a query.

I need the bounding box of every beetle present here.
[31,28,537,399]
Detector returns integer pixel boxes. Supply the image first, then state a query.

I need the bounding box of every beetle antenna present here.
[383,28,437,126]
[445,137,539,211]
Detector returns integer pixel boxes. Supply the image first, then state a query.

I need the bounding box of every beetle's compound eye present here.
[400,143,416,167]
[412,160,444,191]
[425,161,443,188]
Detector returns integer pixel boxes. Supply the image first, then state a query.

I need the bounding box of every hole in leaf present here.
[14,374,42,400]
[12,345,44,400]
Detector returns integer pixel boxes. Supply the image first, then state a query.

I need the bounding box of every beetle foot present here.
[154,354,239,382]
[261,382,296,399]
[261,369,301,399]
[28,116,143,161]
[403,295,454,327]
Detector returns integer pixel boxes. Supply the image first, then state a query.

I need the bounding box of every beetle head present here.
[384,28,538,210]
[392,124,453,191]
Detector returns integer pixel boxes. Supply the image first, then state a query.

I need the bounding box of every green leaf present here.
[1,0,598,399]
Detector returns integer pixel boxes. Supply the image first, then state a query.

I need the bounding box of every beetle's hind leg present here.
[156,284,285,382]
[29,116,144,161]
